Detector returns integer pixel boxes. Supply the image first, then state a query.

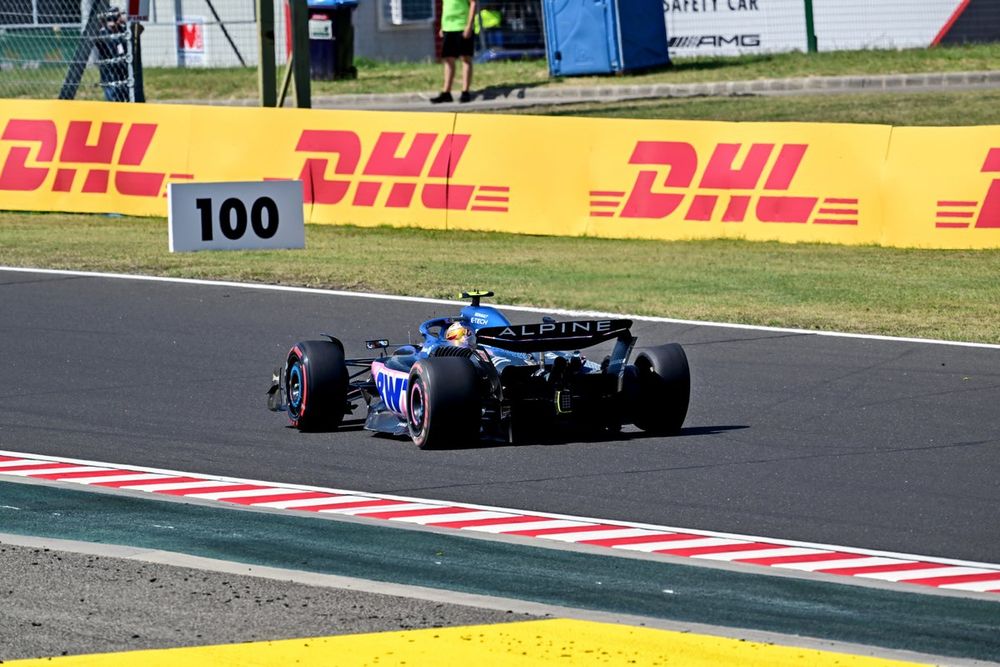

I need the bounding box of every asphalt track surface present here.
[2,268,998,564]
[3,268,1000,662]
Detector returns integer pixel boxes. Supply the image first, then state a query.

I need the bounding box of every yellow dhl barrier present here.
[0,99,997,249]
[883,126,1000,248]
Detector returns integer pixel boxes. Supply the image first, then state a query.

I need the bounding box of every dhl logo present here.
[935,148,1000,230]
[289,130,509,212]
[0,119,191,197]
[591,141,857,226]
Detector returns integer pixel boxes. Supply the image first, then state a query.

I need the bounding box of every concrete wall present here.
[353,1,435,63]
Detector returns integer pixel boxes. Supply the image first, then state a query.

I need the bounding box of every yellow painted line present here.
[7,619,928,666]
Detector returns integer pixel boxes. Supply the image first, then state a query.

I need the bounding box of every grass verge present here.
[2,212,998,344]
[501,89,1000,126]
[119,43,1000,101]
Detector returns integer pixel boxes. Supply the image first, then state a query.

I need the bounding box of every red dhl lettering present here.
[0,119,192,197]
[592,141,858,226]
[935,148,1000,230]
[975,148,1000,228]
[289,129,509,212]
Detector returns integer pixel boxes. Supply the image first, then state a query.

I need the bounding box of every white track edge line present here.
[3,448,999,572]
[3,266,997,350]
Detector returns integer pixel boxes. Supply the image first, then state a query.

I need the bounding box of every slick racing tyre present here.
[406,357,480,450]
[285,340,348,431]
[631,343,690,436]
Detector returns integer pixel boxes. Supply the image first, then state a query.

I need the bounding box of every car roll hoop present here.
[461,290,494,307]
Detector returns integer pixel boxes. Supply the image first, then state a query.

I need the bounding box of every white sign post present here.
[168,181,305,253]
[177,15,207,67]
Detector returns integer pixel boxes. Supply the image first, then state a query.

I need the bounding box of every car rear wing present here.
[475,319,634,353]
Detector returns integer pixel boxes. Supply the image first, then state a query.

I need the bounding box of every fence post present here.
[257,0,277,107]
[290,0,311,108]
[804,0,818,53]
[59,0,110,100]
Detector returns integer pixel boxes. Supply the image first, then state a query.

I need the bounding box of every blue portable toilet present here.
[542,0,670,77]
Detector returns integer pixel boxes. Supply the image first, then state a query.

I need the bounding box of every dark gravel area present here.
[0,543,536,661]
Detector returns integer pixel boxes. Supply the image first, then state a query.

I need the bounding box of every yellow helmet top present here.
[445,321,470,344]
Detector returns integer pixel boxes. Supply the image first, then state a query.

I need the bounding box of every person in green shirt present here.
[431,0,478,103]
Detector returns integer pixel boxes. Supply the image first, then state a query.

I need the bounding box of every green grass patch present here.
[3,45,998,343]
[2,212,998,344]
[104,43,1000,101]
[500,89,1000,126]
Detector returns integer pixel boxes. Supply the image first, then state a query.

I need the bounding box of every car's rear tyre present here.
[631,343,690,435]
[407,357,480,450]
[285,340,348,432]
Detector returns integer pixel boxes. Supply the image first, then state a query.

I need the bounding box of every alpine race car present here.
[267,291,690,448]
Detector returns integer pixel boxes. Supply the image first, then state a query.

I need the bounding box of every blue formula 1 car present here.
[267,292,690,449]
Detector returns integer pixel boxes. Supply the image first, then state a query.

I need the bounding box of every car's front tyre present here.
[285,340,348,431]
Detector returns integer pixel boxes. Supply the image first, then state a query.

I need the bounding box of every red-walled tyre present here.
[285,340,348,432]
[631,343,690,436]
[406,357,480,450]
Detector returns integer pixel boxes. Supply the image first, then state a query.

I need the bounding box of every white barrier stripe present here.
[0,449,994,566]
[296,495,397,508]
[75,473,176,485]
[530,528,662,543]
[377,507,472,518]
[41,467,116,476]
[123,480,239,492]
[4,466,108,477]
[427,510,520,526]
[466,519,593,534]
[392,511,516,525]
[0,459,46,468]
[29,466,115,476]
[186,488,302,501]
[323,503,444,516]
[251,496,348,509]
[775,557,913,572]
[618,537,750,553]
[851,566,958,582]
[3,449,999,595]
[939,579,1000,592]
[697,547,832,562]
[890,567,1000,582]
[35,469,126,479]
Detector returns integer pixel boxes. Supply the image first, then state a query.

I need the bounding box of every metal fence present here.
[138,0,285,69]
[474,0,545,62]
[0,0,295,99]
[0,0,141,101]
[2,0,996,101]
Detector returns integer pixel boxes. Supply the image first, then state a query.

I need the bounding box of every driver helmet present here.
[444,321,471,346]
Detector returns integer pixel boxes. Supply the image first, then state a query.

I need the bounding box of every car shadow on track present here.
[673,424,749,437]
[442,424,751,450]
[295,420,748,449]
[284,417,369,434]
